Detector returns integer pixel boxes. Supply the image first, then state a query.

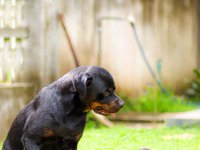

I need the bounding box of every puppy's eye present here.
[104,91,110,97]
[104,88,113,97]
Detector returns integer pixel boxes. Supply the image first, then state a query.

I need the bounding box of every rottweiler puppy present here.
[3,66,124,150]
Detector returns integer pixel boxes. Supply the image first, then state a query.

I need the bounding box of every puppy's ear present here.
[59,80,76,95]
[76,73,93,99]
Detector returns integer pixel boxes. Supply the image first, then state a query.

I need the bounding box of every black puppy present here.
[3,66,124,150]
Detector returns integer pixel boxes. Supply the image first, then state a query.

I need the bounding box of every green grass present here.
[1,126,200,150]
[78,126,200,150]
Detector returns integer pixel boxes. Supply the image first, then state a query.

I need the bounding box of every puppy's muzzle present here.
[89,93,124,116]
[109,95,124,112]
[114,96,124,108]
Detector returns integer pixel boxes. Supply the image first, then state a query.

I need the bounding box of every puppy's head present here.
[74,66,124,116]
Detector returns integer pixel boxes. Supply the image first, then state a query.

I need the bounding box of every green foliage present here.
[121,87,195,113]
[185,69,200,100]
[78,126,200,150]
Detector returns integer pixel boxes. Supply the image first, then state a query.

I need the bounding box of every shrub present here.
[121,87,196,113]
[185,69,200,100]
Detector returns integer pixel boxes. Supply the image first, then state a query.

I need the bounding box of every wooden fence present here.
[0,0,200,139]
[60,0,200,96]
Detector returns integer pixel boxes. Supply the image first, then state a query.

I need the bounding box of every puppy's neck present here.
[72,92,88,114]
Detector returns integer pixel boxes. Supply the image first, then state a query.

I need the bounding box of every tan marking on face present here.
[84,102,112,112]
[90,102,110,110]
[43,128,55,137]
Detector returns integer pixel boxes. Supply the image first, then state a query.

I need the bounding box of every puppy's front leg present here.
[21,134,41,150]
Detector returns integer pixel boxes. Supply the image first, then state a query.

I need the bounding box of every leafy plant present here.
[121,87,195,113]
[185,69,200,99]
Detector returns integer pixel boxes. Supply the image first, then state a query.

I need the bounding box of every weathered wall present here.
[60,0,199,96]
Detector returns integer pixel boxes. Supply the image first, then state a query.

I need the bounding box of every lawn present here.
[78,126,200,150]
[1,126,199,150]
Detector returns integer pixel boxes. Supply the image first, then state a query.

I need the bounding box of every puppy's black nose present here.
[115,98,124,108]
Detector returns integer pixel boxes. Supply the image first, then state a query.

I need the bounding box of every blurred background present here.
[0,0,200,141]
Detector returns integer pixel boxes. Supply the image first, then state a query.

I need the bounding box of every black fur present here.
[3,66,123,150]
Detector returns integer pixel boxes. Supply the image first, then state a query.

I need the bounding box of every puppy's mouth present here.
[93,106,116,117]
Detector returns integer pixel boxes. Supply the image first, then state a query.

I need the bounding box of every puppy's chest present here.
[57,113,86,136]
